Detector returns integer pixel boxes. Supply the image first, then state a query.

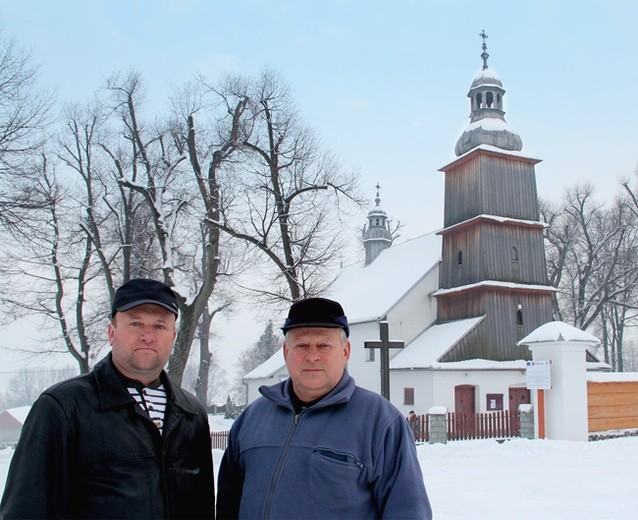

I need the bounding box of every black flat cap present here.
[281,297,349,337]
[111,278,179,317]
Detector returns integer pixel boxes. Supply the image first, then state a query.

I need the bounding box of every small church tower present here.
[362,184,393,266]
[435,32,554,361]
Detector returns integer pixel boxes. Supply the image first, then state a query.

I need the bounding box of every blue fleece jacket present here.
[216,371,432,519]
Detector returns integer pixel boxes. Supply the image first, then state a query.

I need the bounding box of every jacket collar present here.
[260,369,356,411]
[93,353,199,415]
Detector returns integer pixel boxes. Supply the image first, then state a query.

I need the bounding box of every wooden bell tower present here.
[434,33,554,362]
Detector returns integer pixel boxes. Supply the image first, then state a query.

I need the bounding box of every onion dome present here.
[454,31,523,156]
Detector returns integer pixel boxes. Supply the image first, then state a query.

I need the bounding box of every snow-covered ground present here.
[2,420,636,519]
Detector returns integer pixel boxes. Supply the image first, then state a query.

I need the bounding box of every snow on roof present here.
[518,321,600,346]
[3,406,31,424]
[434,280,556,297]
[326,232,441,323]
[471,67,502,86]
[390,317,484,369]
[440,144,541,170]
[588,372,638,383]
[243,348,285,380]
[437,214,548,235]
[464,118,514,133]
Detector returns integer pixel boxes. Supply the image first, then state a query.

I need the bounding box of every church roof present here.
[327,231,441,323]
[243,347,285,380]
[470,67,503,89]
[390,317,485,369]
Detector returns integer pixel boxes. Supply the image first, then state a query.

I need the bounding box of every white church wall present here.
[388,368,527,415]
[431,369,527,412]
[348,270,439,398]
[390,370,435,416]
[386,266,439,350]
[346,320,383,394]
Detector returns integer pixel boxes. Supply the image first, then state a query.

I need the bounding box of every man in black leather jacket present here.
[0,278,215,519]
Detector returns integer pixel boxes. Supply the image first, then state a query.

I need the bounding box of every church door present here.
[454,385,476,439]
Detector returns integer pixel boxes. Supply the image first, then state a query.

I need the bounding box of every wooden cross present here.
[364,321,404,400]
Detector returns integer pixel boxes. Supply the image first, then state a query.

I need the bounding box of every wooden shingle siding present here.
[440,222,548,288]
[588,381,638,432]
[443,154,540,227]
[438,290,553,362]
[438,147,553,362]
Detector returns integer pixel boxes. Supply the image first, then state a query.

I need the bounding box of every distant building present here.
[0,406,30,443]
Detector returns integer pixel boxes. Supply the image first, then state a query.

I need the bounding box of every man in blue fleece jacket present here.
[216,297,432,519]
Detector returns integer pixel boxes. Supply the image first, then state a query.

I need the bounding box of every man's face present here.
[283,327,350,402]
[108,304,177,385]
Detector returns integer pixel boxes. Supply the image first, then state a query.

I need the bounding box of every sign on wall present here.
[526,360,552,390]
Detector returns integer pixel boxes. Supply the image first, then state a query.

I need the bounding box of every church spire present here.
[362,183,392,266]
[454,32,523,156]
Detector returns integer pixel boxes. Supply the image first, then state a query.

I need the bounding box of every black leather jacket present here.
[0,354,215,519]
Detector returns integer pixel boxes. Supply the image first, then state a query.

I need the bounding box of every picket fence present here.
[210,410,520,450]
[211,431,230,450]
[408,410,520,442]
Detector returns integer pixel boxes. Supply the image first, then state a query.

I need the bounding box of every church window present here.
[457,250,463,266]
[476,93,483,109]
[511,246,518,262]
[486,91,494,107]
[375,218,380,226]
[497,93,502,109]
[516,309,523,326]
[404,387,415,406]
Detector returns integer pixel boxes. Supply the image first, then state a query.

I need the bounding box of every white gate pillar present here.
[519,322,600,442]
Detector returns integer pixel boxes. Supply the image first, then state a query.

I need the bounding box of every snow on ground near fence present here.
[2,429,637,518]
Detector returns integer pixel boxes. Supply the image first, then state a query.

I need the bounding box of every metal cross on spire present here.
[480,29,489,70]
[364,321,404,400]
[375,182,381,205]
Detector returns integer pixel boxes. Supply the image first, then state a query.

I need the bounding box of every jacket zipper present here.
[263,412,301,520]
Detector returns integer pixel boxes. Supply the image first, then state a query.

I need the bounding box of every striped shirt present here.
[127,384,167,434]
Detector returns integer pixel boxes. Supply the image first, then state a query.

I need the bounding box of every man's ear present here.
[107,321,115,345]
[343,339,351,362]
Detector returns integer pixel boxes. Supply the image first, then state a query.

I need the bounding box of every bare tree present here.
[542,184,630,330]
[543,184,638,370]
[101,72,252,386]
[1,66,362,394]
[182,348,230,407]
[212,69,363,302]
[0,32,54,229]
[4,366,76,407]
[0,154,103,374]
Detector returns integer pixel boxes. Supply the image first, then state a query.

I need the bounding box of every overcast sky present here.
[1,0,637,385]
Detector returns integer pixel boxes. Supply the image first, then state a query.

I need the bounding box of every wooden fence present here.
[588,381,638,432]
[409,410,520,442]
[212,410,520,450]
[211,431,229,450]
